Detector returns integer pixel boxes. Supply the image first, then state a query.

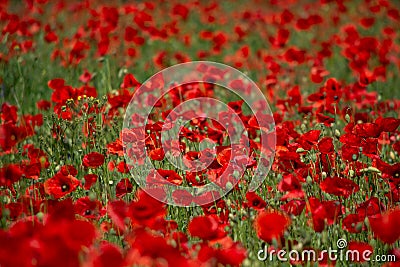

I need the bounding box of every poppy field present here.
[1,0,400,266]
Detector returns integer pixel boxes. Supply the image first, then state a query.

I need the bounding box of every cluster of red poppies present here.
[1,0,400,266]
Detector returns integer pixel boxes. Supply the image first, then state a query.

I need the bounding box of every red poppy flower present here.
[37,100,51,110]
[296,14,323,30]
[280,200,305,216]
[108,200,129,232]
[25,182,46,200]
[201,198,229,222]
[245,192,267,209]
[124,26,138,42]
[356,197,384,218]
[0,164,23,187]
[60,165,78,176]
[74,196,105,219]
[347,242,373,262]
[1,102,18,123]
[375,117,400,132]
[126,228,189,266]
[86,242,124,267]
[353,123,382,138]
[69,40,89,64]
[77,85,97,98]
[269,28,290,48]
[341,145,360,161]
[0,221,36,266]
[172,190,193,206]
[360,17,375,28]
[311,66,329,83]
[369,209,400,244]
[388,249,400,264]
[317,137,334,154]
[297,130,321,151]
[116,178,133,198]
[287,85,302,106]
[46,198,75,221]
[278,174,302,192]
[116,161,129,173]
[107,138,124,156]
[44,173,80,199]
[128,190,166,228]
[393,142,400,155]
[254,211,290,244]
[22,162,41,179]
[197,241,247,266]
[342,214,364,233]
[316,112,336,126]
[280,190,305,201]
[83,174,98,190]
[307,197,341,232]
[4,202,24,220]
[283,47,306,64]
[146,169,183,186]
[44,30,58,43]
[188,215,225,241]
[79,70,92,84]
[83,152,105,168]
[51,85,75,104]
[0,122,20,152]
[148,147,165,161]
[212,32,227,52]
[172,3,189,20]
[320,177,359,198]
[24,144,49,168]
[48,78,65,90]
[360,138,377,157]
[185,171,207,186]
[373,158,400,179]
[121,73,141,89]
[51,219,97,252]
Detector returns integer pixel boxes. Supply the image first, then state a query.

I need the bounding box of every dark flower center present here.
[61,184,70,192]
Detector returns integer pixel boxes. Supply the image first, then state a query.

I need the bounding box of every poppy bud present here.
[345,114,351,123]
[226,181,233,190]
[36,212,44,220]
[355,222,363,232]
[89,191,97,201]
[2,208,10,217]
[366,167,381,173]
[296,148,307,153]
[321,231,328,243]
